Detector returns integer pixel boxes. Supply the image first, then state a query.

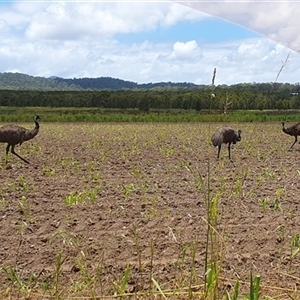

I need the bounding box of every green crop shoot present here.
[249,271,261,300]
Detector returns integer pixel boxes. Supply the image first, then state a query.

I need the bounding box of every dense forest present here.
[0,85,299,111]
[0,72,300,111]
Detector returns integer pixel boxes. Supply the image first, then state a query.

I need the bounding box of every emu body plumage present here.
[0,115,41,164]
[211,126,242,159]
[282,122,300,149]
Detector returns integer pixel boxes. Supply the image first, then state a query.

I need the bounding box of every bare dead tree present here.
[269,52,291,97]
[223,91,232,114]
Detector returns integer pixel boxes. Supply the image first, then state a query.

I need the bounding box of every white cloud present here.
[0,34,297,84]
[169,40,201,60]
[0,1,299,85]
[161,2,207,27]
[178,0,300,52]
[9,2,206,41]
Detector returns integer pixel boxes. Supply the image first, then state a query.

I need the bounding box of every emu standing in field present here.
[0,115,41,164]
[211,126,242,159]
[282,122,300,149]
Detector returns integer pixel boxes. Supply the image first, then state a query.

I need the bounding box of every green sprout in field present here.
[19,175,28,191]
[72,252,97,294]
[59,157,70,169]
[290,233,300,261]
[159,144,174,158]
[112,264,131,296]
[7,175,30,192]
[48,230,81,251]
[275,225,286,244]
[91,172,102,183]
[17,196,36,225]
[261,168,276,179]
[289,233,300,272]
[290,209,296,223]
[0,196,7,207]
[86,160,97,172]
[2,265,39,293]
[270,188,284,212]
[141,196,158,221]
[258,197,268,212]
[258,189,283,213]
[64,188,98,206]
[129,224,143,271]
[42,166,56,176]
[122,183,136,200]
[175,241,199,290]
[131,163,143,178]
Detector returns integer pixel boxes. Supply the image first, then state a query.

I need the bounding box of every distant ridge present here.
[0,72,199,91]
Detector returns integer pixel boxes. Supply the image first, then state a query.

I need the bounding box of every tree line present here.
[0,85,299,111]
[0,72,199,90]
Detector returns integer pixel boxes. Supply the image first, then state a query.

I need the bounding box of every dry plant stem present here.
[53,252,68,299]
[96,250,105,295]
[15,238,23,278]
[223,91,232,115]
[149,238,154,291]
[270,51,291,96]
[188,242,197,299]
[204,161,210,295]
[5,231,26,297]
[274,52,291,84]
[205,67,217,295]
[131,223,142,272]
[210,67,217,112]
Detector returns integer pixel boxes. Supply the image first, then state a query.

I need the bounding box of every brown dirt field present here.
[1,122,300,298]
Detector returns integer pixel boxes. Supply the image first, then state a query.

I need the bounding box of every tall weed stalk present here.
[204,68,223,298]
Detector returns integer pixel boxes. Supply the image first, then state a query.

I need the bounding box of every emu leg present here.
[217,145,221,158]
[228,143,231,159]
[11,145,30,164]
[291,136,297,149]
[5,144,10,163]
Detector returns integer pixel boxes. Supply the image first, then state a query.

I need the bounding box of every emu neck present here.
[23,122,39,142]
[282,127,290,135]
[282,125,287,133]
[34,119,40,129]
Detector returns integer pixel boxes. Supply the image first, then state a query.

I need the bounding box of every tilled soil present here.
[1,122,300,298]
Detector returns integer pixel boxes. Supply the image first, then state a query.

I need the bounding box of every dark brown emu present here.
[282,122,300,149]
[211,126,242,159]
[0,115,41,164]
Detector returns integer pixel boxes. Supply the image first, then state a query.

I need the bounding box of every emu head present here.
[34,115,41,122]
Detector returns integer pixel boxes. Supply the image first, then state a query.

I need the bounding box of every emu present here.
[0,115,41,164]
[282,122,300,149]
[211,126,242,159]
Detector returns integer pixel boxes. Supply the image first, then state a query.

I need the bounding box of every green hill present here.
[0,72,198,91]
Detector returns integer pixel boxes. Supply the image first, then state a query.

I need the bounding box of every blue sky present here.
[116,18,260,44]
[0,0,299,85]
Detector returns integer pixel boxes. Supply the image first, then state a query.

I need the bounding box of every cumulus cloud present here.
[0,1,299,85]
[0,34,296,84]
[12,2,206,41]
[169,40,201,60]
